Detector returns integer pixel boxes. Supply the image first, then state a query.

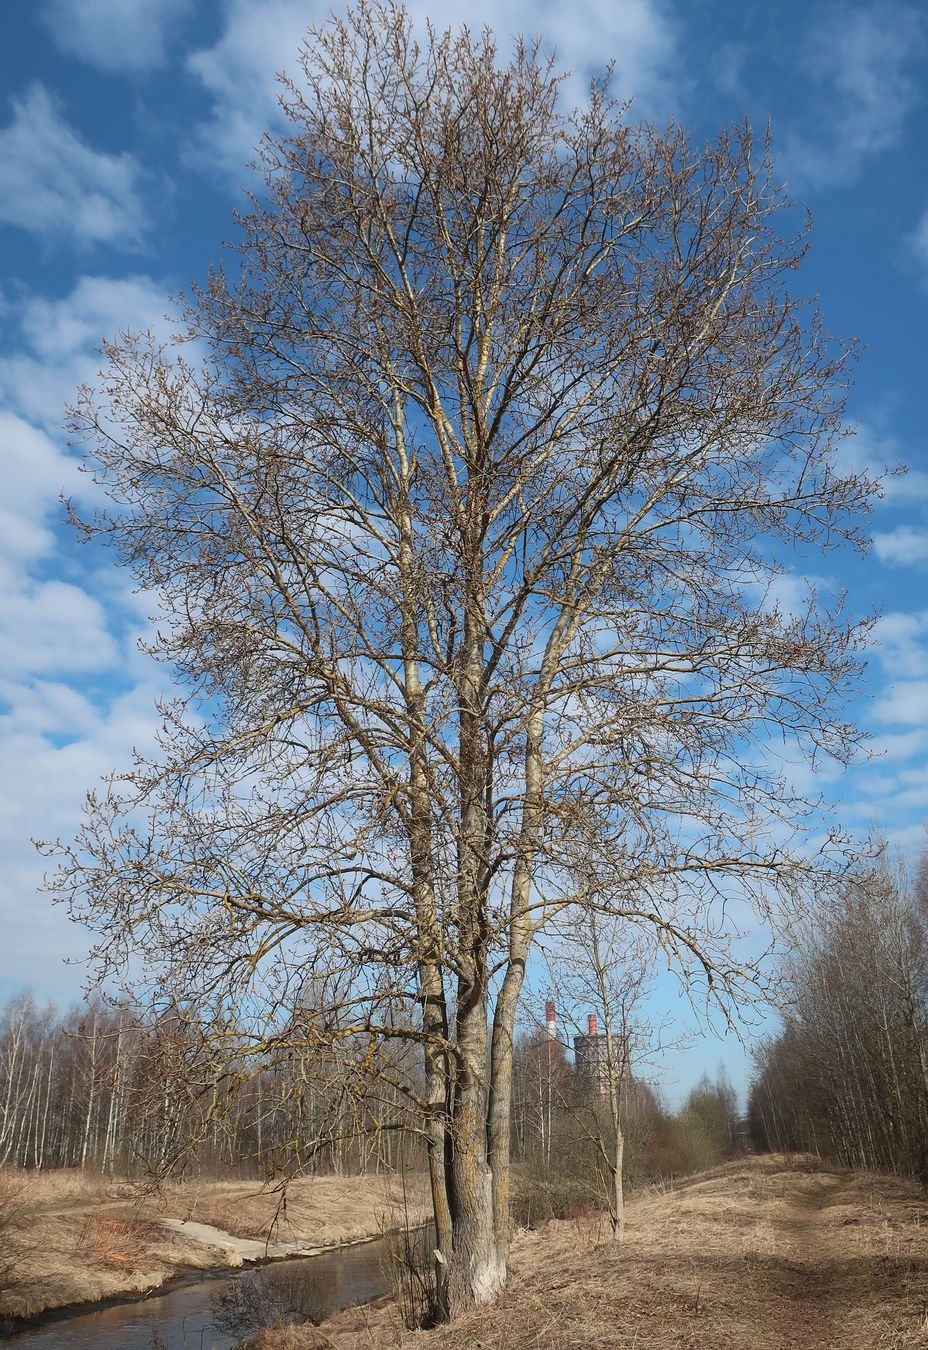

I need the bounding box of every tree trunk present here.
[612,1128,625,1240]
[445,1003,505,1315]
[486,965,525,1264]
[80,1014,98,1170]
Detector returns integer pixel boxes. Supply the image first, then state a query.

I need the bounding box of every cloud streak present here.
[779,4,924,192]
[0,85,149,248]
[42,0,193,73]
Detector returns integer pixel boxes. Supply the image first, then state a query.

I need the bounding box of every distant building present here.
[545,998,557,1045]
[573,1013,611,1101]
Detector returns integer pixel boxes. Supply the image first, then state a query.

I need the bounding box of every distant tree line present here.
[0,994,421,1177]
[0,988,740,1199]
[750,846,928,1179]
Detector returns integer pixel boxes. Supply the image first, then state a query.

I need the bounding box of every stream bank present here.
[6,1225,433,1349]
[0,1169,431,1327]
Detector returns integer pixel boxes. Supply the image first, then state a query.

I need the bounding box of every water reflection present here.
[8,1227,433,1350]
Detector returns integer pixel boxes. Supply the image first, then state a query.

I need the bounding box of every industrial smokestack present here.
[587,1012,598,1036]
[545,999,556,1041]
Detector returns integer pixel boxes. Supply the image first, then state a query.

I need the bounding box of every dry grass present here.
[0,1203,229,1321]
[0,1167,429,1323]
[2,1167,116,1213]
[73,1212,164,1271]
[17,1156,928,1345]
[267,1156,928,1350]
[0,1170,32,1294]
[158,1170,430,1246]
[245,1330,337,1350]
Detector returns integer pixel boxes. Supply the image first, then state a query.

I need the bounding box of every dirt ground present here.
[0,1167,429,1320]
[268,1155,928,1350]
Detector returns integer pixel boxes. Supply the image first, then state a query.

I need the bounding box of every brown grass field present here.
[258,1155,928,1350]
[0,1167,429,1320]
[6,1156,928,1345]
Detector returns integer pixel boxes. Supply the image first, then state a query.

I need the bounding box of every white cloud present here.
[871,611,928,679]
[0,412,85,563]
[0,274,172,434]
[184,0,320,174]
[0,85,148,248]
[42,0,192,73]
[873,525,928,567]
[0,276,175,627]
[869,727,928,762]
[841,767,928,856]
[847,774,928,814]
[780,4,924,192]
[0,274,176,594]
[0,568,118,678]
[186,0,679,174]
[762,571,835,620]
[0,273,175,995]
[492,0,680,112]
[0,679,163,991]
[873,679,928,726]
[0,680,100,740]
[0,590,163,989]
[883,822,928,854]
[839,420,928,505]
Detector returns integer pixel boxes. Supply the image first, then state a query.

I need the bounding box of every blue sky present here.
[1,0,927,1103]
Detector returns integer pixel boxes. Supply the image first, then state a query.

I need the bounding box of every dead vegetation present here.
[0,1170,32,1294]
[161,1171,430,1246]
[73,1212,163,1271]
[252,1156,928,1350]
[3,1167,114,1214]
[9,1157,928,1344]
[0,1166,429,1322]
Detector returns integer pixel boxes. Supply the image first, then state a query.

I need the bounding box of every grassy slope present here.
[273,1155,928,1350]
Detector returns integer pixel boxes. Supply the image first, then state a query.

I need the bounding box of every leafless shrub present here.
[510,1168,597,1231]
[384,1222,441,1330]
[74,1212,159,1271]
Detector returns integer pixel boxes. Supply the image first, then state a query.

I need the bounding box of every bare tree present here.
[752,840,928,1178]
[44,3,876,1316]
[548,915,667,1240]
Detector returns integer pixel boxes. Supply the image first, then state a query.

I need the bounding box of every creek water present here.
[7,1229,431,1349]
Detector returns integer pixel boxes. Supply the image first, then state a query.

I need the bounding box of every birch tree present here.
[751,843,928,1177]
[45,3,876,1317]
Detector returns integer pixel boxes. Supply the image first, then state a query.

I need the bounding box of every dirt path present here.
[763,1171,860,1348]
[307,1157,928,1350]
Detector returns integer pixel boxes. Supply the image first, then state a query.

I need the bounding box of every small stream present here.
[7,1228,433,1349]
